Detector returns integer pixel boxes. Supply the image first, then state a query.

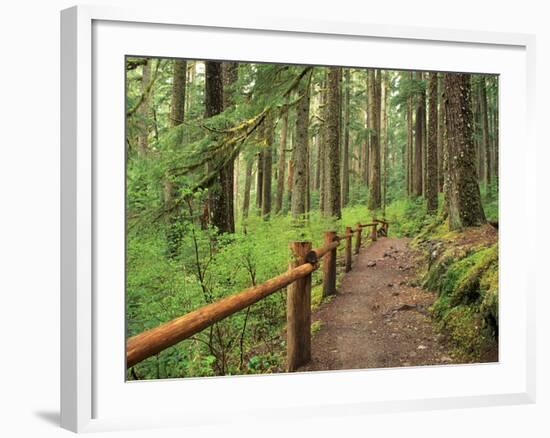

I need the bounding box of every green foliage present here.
[424,238,498,360]
[480,182,499,221]
[126,58,500,377]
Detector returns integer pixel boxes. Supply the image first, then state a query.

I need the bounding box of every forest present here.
[126,57,499,380]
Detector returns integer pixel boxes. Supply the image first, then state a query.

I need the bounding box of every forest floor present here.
[299,236,459,372]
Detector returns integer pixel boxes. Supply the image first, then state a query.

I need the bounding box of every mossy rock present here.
[423,240,498,360]
[437,305,490,360]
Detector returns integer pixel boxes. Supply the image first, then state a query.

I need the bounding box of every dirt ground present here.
[299,237,459,372]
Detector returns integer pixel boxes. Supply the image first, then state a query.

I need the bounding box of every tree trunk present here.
[413,71,424,197]
[275,104,289,213]
[407,71,413,196]
[137,59,151,155]
[437,73,445,192]
[256,151,264,212]
[341,69,351,208]
[381,71,389,215]
[242,157,253,219]
[291,75,311,221]
[473,79,484,182]
[362,108,369,185]
[480,76,491,186]
[314,135,321,191]
[164,59,187,257]
[319,73,327,213]
[325,67,342,219]
[205,61,234,234]
[367,69,381,210]
[422,72,428,196]
[493,78,499,180]
[287,126,295,208]
[261,114,274,219]
[444,73,486,229]
[426,72,439,213]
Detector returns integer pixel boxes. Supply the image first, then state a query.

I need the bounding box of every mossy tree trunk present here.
[413,71,424,198]
[205,61,234,234]
[367,69,381,210]
[437,73,445,192]
[341,68,351,208]
[406,71,414,197]
[381,71,389,215]
[275,102,289,214]
[261,113,274,219]
[325,67,342,219]
[426,72,439,213]
[479,76,491,186]
[444,73,486,229]
[164,59,187,257]
[291,74,311,221]
[241,156,253,220]
[256,151,264,213]
[319,73,328,213]
[137,59,151,156]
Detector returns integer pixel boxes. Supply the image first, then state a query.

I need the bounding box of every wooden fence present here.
[126,218,390,372]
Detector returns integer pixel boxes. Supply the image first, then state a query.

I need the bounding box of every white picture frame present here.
[60,4,536,433]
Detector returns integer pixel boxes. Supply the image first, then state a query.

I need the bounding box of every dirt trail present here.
[300,237,456,372]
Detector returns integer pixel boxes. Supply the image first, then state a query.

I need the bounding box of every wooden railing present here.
[126,218,390,371]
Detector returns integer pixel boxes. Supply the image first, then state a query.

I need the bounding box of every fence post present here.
[287,241,312,372]
[354,223,362,254]
[372,223,378,241]
[345,226,352,273]
[322,231,337,297]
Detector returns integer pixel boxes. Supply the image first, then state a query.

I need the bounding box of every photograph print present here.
[125,57,499,380]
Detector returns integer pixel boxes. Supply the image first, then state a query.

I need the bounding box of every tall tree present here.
[169,59,187,126]
[325,67,342,218]
[241,156,253,220]
[437,73,445,192]
[444,73,486,229]
[164,59,187,257]
[275,103,289,213]
[413,71,424,197]
[287,126,295,208]
[406,71,414,196]
[479,76,491,186]
[318,73,328,212]
[426,72,439,213]
[205,61,234,234]
[291,75,311,220]
[367,69,381,210]
[381,71,389,215]
[222,62,238,231]
[341,68,351,208]
[256,151,264,212]
[493,78,499,181]
[261,114,274,218]
[137,59,151,156]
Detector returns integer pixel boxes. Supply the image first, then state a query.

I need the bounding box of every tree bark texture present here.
[444,73,486,229]
[341,68,351,208]
[413,71,424,197]
[291,75,311,221]
[205,61,234,233]
[275,104,289,213]
[325,67,342,219]
[426,72,439,213]
[367,69,381,210]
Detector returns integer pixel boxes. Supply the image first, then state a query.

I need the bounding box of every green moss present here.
[435,305,490,359]
[311,320,322,335]
[424,243,498,360]
[311,284,323,309]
